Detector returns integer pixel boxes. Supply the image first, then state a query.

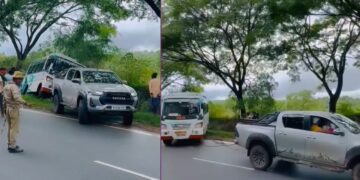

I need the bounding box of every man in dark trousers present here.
[148,72,160,114]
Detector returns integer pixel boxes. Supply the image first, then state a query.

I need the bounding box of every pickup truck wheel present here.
[249,145,272,171]
[53,93,64,114]
[123,112,133,126]
[163,140,172,146]
[353,162,360,180]
[78,99,90,124]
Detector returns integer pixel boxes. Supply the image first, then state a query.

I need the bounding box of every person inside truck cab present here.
[311,117,335,134]
[311,117,322,132]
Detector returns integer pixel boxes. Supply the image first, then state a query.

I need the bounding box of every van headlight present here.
[195,122,203,128]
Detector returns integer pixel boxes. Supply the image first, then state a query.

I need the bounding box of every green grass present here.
[207,129,235,141]
[134,111,160,127]
[23,95,160,128]
[23,95,53,111]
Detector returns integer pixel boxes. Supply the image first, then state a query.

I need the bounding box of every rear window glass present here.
[282,116,305,130]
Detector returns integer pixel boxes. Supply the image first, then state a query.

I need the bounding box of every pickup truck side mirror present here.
[72,78,81,84]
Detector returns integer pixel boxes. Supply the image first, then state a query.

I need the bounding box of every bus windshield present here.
[163,100,200,120]
[45,56,84,75]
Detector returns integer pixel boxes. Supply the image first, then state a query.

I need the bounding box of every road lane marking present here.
[21,108,77,121]
[104,125,159,137]
[94,160,159,180]
[193,157,254,171]
[22,108,159,137]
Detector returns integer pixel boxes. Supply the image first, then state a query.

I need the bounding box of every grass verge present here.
[23,95,160,129]
[206,129,235,141]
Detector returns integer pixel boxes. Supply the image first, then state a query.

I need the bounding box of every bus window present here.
[27,64,35,74]
[44,58,55,72]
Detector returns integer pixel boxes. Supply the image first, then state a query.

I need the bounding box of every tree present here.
[163,0,277,117]
[244,73,277,115]
[161,60,209,91]
[52,16,117,67]
[283,16,360,113]
[0,0,159,67]
[0,0,130,67]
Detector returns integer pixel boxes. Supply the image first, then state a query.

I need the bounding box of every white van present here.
[161,92,209,146]
[22,53,85,97]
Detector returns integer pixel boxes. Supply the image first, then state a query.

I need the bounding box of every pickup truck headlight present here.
[89,91,103,96]
[130,89,137,97]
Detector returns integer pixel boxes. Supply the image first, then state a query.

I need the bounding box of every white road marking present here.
[21,108,159,137]
[193,157,254,171]
[21,108,77,121]
[94,160,159,180]
[104,125,159,137]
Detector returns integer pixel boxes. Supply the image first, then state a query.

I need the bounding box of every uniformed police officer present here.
[3,71,25,153]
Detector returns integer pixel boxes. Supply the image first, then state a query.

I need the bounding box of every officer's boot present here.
[8,145,23,153]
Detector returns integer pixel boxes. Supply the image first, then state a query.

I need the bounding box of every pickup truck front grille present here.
[99,92,134,105]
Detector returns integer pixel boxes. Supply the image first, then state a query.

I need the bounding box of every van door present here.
[275,114,308,160]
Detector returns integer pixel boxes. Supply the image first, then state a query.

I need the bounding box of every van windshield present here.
[163,100,200,120]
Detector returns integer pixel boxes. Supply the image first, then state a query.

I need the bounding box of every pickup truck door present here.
[68,70,82,108]
[305,116,346,166]
[62,69,75,106]
[275,114,308,160]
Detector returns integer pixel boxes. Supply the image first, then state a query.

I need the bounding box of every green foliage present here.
[163,0,280,116]
[162,60,209,92]
[208,99,237,121]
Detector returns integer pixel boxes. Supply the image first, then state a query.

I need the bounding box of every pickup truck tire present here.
[249,145,272,171]
[163,140,172,146]
[123,112,133,126]
[78,99,91,124]
[53,93,64,114]
[353,162,360,180]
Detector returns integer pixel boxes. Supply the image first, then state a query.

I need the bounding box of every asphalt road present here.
[161,140,352,180]
[0,109,160,180]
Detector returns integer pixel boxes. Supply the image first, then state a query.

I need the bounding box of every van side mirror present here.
[72,78,81,84]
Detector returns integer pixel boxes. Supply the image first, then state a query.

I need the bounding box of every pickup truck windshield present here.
[331,114,360,134]
[163,101,200,120]
[83,71,120,84]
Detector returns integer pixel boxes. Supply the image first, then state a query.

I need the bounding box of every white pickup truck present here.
[52,68,138,125]
[235,111,360,179]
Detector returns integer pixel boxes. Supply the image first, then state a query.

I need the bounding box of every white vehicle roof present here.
[280,111,337,118]
[163,92,207,101]
[69,67,113,73]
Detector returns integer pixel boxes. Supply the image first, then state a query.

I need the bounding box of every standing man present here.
[3,71,26,153]
[149,72,160,114]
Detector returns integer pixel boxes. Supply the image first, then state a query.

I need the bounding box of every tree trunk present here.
[329,95,339,113]
[235,92,246,118]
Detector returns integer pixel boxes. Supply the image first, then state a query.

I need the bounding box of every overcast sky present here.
[0,18,160,55]
[202,64,360,100]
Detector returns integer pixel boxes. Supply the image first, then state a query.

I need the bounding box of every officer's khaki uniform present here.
[3,82,25,148]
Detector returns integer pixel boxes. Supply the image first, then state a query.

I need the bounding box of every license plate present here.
[175,131,186,137]
[111,106,126,110]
